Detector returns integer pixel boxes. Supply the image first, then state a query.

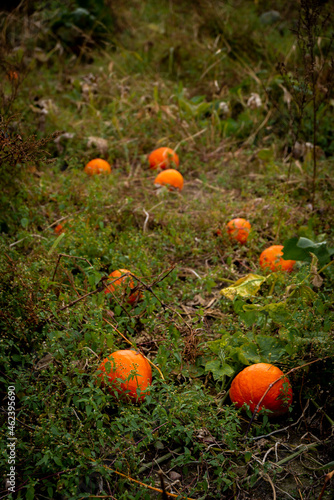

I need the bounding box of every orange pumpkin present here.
[54,220,72,234]
[97,350,152,402]
[54,224,65,235]
[226,218,251,244]
[154,169,184,191]
[148,147,179,170]
[230,363,293,417]
[259,245,295,272]
[84,158,111,176]
[104,269,142,305]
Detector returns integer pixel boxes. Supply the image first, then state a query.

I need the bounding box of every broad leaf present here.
[205,359,234,380]
[256,335,286,362]
[239,343,261,364]
[220,273,266,300]
[282,237,334,267]
[243,301,290,323]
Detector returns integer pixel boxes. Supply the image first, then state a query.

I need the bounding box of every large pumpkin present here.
[229,363,293,417]
[97,350,152,402]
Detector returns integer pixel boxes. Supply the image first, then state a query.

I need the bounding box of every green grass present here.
[1,1,334,499]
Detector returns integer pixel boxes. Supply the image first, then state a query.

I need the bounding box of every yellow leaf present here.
[220,273,266,300]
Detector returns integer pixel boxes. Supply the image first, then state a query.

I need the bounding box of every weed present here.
[1,2,334,499]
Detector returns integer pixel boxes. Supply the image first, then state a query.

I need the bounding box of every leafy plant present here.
[283,236,334,267]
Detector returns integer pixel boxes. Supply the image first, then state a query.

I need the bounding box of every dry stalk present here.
[317,469,334,500]
[51,253,93,283]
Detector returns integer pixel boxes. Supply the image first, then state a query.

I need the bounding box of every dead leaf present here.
[278,83,292,109]
[310,252,323,288]
[87,136,109,156]
[169,471,181,481]
[34,353,53,370]
[247,93,262,109]
[54,132,75,154]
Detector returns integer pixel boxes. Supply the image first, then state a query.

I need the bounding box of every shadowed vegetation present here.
[1,1,334,499]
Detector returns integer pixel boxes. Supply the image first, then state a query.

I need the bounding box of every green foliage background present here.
[1,0,334,498]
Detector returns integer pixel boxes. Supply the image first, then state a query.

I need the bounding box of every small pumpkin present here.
[104,269,142,305]
[148,147,179,170]
[97,350,152,402]
[154,169,184,191]
[54,223,65,235]
[259,245,295,272]
[226,218,251,244]
[84,158,111,176]
[229,363,293,417]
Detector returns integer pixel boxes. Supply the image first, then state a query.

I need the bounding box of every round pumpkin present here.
[54,223,65,235]
[154,169,184,191]
[148,147,179,170]
[229,363,293,417]
[104,269,142,305]
[54,221,71,234]
[259,245,295,272]
[226,218,251,244]
[84,158,111,176]
[97,350,152,402]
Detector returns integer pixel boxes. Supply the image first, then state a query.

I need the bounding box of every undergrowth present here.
[1,1,334,499]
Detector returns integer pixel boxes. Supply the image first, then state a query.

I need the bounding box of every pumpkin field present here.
[1,1,334,499]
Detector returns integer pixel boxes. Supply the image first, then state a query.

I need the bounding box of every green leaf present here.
[48,232,65,255]
[238,308,259,327]
[12,354,22,362]
[114,305,122,316]
[207,338,228,355]
[220,273,266,300]
[21,217,29,229]
[26,486,35,500]
[243,301,290,323]
[282,237,334,267]
[282,237,307,261]
[106,336,114,348]
[205,359,234,380]
[230,346,253,365]
[257,148,274,161]
[256,335,286,362]
[51,425,61,436]
[240,343,261,363]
